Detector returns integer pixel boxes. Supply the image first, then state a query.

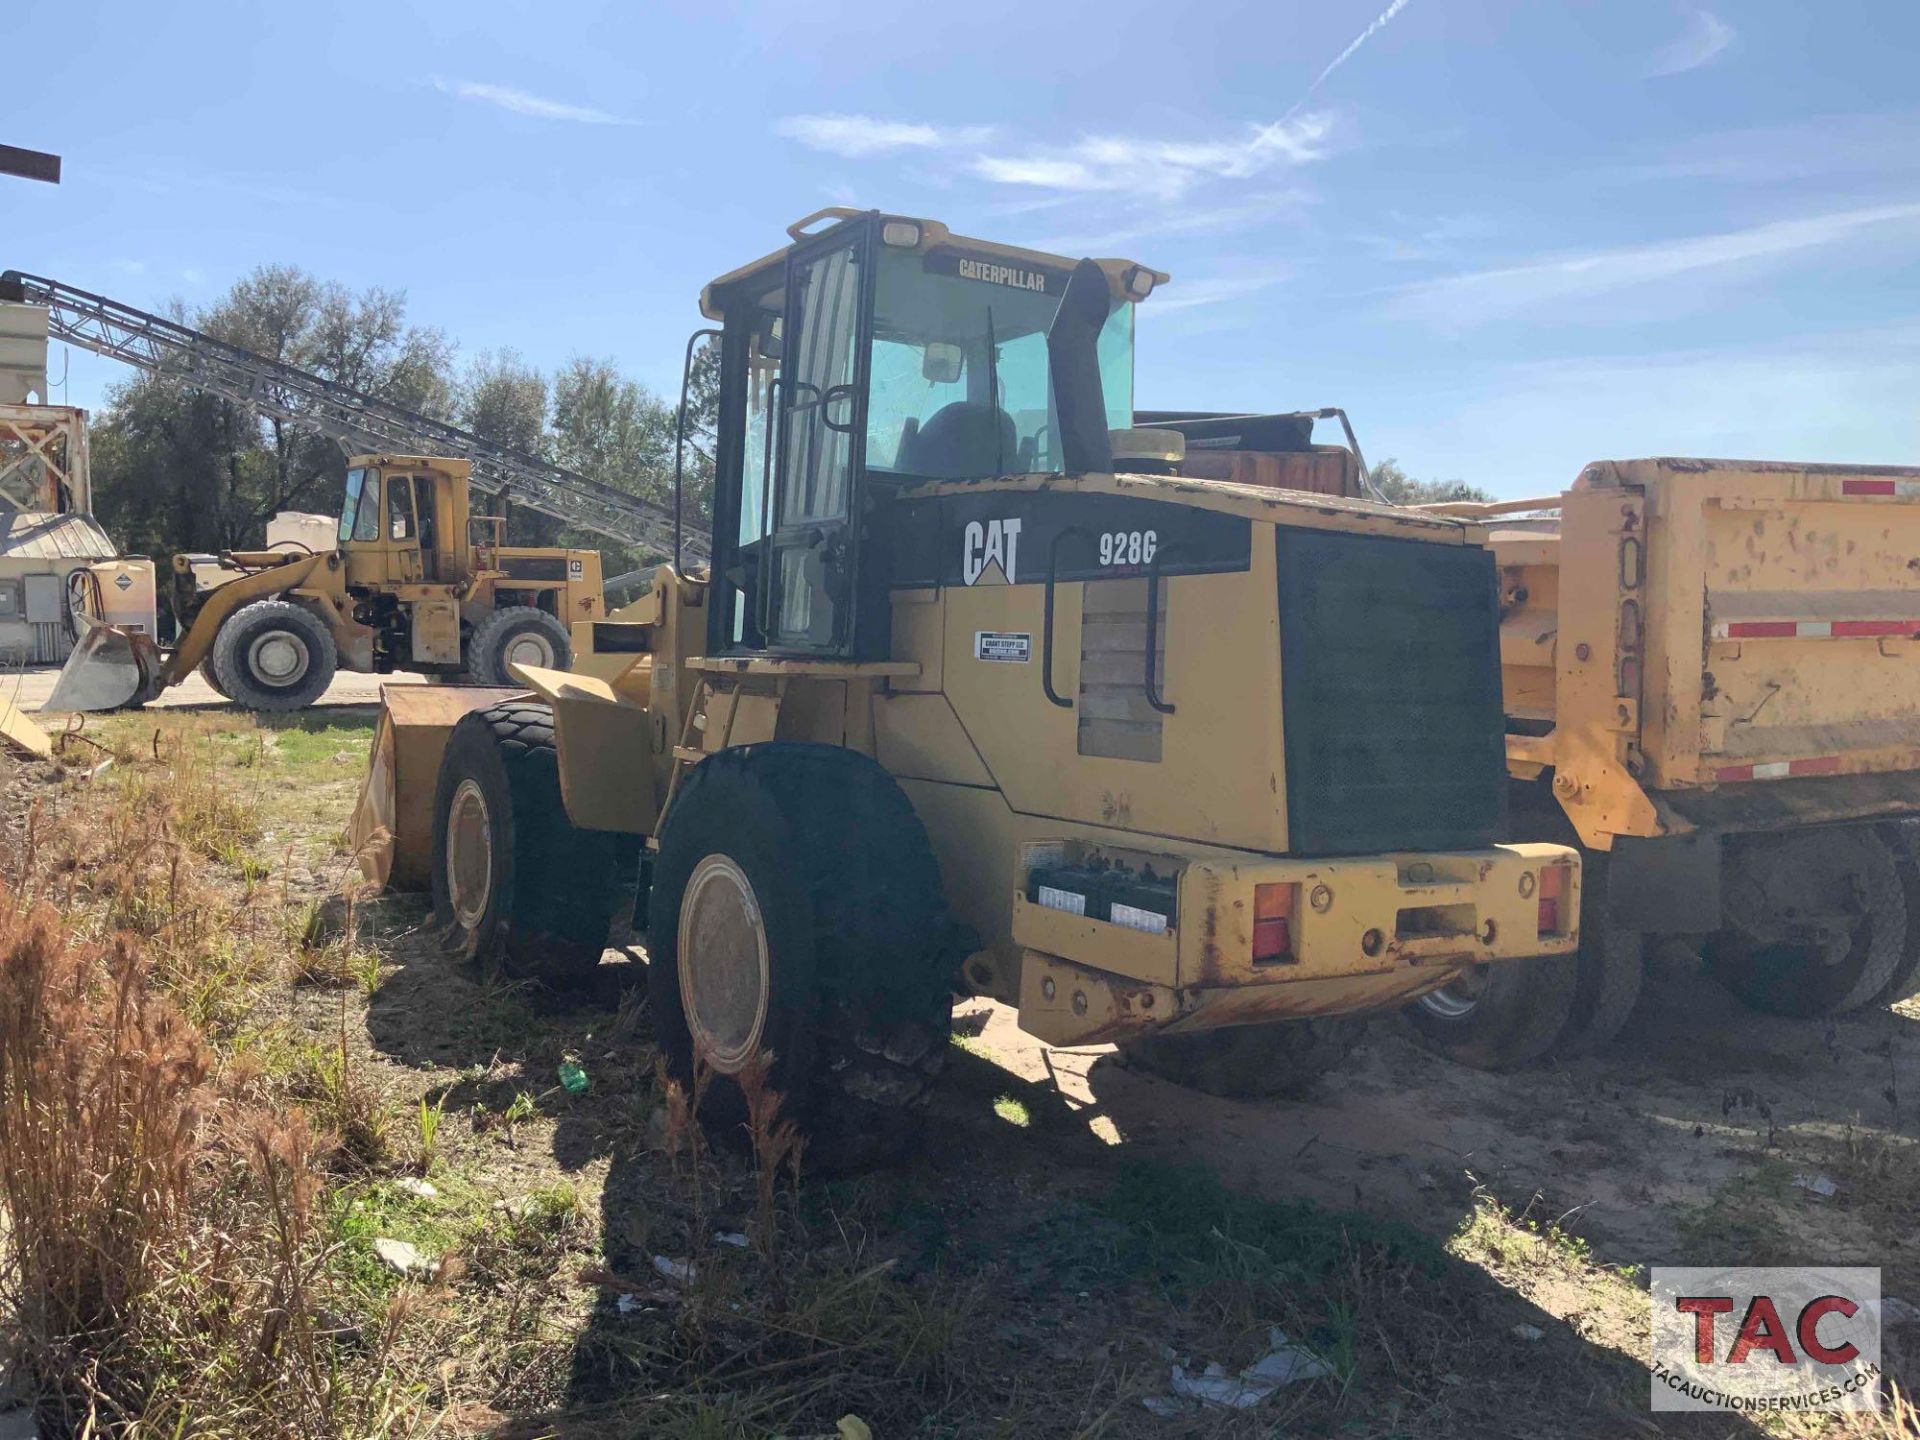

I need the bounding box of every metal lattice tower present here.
[1,269,705,561]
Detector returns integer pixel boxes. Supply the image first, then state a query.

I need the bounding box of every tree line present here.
[88,264,715,578]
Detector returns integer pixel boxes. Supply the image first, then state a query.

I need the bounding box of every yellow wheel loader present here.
[355,209,1583,1167]
[48,455,604,713]
[1404,462,1920,1056]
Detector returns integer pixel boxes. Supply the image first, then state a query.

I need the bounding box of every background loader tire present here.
[209,599,337,712]
[1118,1018,1364,1099]
[647,744,956,1172]
[1707,827,1905,1018]
[466,605,572,686]
[1404,952,1579,1070]
[431,700,622,985]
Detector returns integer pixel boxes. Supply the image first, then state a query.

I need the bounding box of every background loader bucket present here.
[44,623,167,713]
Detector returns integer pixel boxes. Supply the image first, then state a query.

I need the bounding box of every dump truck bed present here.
[1495,458,1920,845]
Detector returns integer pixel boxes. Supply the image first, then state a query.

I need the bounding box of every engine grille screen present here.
[1275,527,1506,856]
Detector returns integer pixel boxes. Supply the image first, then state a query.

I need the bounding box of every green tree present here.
[89,267,453,557]
[1369,458,1492,507]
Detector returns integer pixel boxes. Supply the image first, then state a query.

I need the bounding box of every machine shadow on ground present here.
[350,913,1888,1436]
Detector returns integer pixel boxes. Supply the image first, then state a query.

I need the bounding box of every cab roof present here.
[698,209,1170,321]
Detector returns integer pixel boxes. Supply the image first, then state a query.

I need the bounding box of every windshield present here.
[866,248,1135,480]
[339,467,371,543]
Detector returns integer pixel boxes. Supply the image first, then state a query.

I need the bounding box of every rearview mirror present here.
[922,342,963,385]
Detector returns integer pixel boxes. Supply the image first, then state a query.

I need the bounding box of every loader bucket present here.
[347,684,526,891]
[43,622,168,713]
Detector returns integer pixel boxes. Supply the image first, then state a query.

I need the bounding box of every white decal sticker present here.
[962,517,1022,585]
[1109,903,1170,934]
[975,631,1031,663]
[568,558,584,577]
[1036,885,1087,915]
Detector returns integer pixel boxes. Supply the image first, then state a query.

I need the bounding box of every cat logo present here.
[962,518,1021,586]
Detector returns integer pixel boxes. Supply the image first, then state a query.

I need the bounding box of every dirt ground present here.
[7,706,1917,1437]
[1,661,420,713]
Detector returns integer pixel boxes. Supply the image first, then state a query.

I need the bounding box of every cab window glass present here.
[339,468,369,543]
[387,476,415,541]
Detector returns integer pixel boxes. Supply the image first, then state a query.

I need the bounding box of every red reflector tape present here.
[1711,619,1920,640]
[1715,756,1844,782]
[1842,478,1920,498]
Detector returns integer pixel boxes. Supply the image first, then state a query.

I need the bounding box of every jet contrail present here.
[1285,0,1416,117]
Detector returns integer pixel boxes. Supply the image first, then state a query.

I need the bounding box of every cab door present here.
[379,473,424,584]
[764,229,869,653]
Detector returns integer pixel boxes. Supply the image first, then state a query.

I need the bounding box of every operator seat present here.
[898,401,1018,479]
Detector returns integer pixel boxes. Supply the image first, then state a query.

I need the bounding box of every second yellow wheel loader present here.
[48,455,604,713]
[355,209,1584,1167]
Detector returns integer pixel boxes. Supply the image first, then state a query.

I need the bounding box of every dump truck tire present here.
[1118,1018,1364,1099]
[1871,823,1920,1006]
[1707,827,1905,1018]
[1548,858,1645,1056]
[466,605,572,685]
[209,599,337,712]
[1405,952,1579,1070]
[647,744,955,1171]
[430,700,622,984]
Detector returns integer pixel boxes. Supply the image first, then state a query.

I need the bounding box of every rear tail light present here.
[1536,862,1571,936]
[1253,882,1296,962]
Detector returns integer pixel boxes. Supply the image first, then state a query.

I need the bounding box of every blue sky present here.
[9,0,1918,496]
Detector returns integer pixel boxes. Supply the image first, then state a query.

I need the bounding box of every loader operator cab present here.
[337,459,470,586]
[700,209,1161,660]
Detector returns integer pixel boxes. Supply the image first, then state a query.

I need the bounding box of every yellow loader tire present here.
[466,605,572,686]
[1119,1018,1364,1099]
[209,599,337,712]
[647,744,956,1172]
[1404,951,1579,1070]
[430,700,623,985]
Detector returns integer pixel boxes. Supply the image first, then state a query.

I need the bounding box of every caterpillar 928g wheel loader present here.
[356,209,1583,1168]
[47,454,603,714]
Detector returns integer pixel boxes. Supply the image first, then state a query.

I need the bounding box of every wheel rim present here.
[677,853,771,1075]
[502,629,556,671]
[445,778,494,930]
[1419,964,1491,1020]
[248,628,310,686]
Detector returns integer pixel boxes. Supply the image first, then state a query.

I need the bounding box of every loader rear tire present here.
[1405,951,1579,1070]
[197,658,229,699]
[430,700,622,985]
[466,605,572,686]
[1118,1018,1364,1099]
[210,599,337,712]
[1707,827,1905,1018]
[647,744,956,1172]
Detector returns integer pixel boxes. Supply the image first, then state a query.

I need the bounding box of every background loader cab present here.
[400,209,1583,1170]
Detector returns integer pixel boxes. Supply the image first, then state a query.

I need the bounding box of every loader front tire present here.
[1118,1018,1364,1099]
[466,605,572,686]
[1546,855,1645,1056]
[430,700,621,984]
[1871,823,1920,1007]
[647,744,956,1171]
[210,599,337,712]
[1405,951,1579,1070]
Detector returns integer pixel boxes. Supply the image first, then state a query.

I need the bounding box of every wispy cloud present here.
[774,114,994,158]
[1388,203,1920,324]
[1033,190,1315,253]
[1151,265,1293,314]
[971,115,1333,201]
[432,77,633,125]
[1609,111,1920,185]
[1644,9,1734,77]
[1285,0,1416,117]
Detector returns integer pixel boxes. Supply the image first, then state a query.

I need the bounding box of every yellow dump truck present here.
[1412,458,1920,1057]
[352,208,1585,1167]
